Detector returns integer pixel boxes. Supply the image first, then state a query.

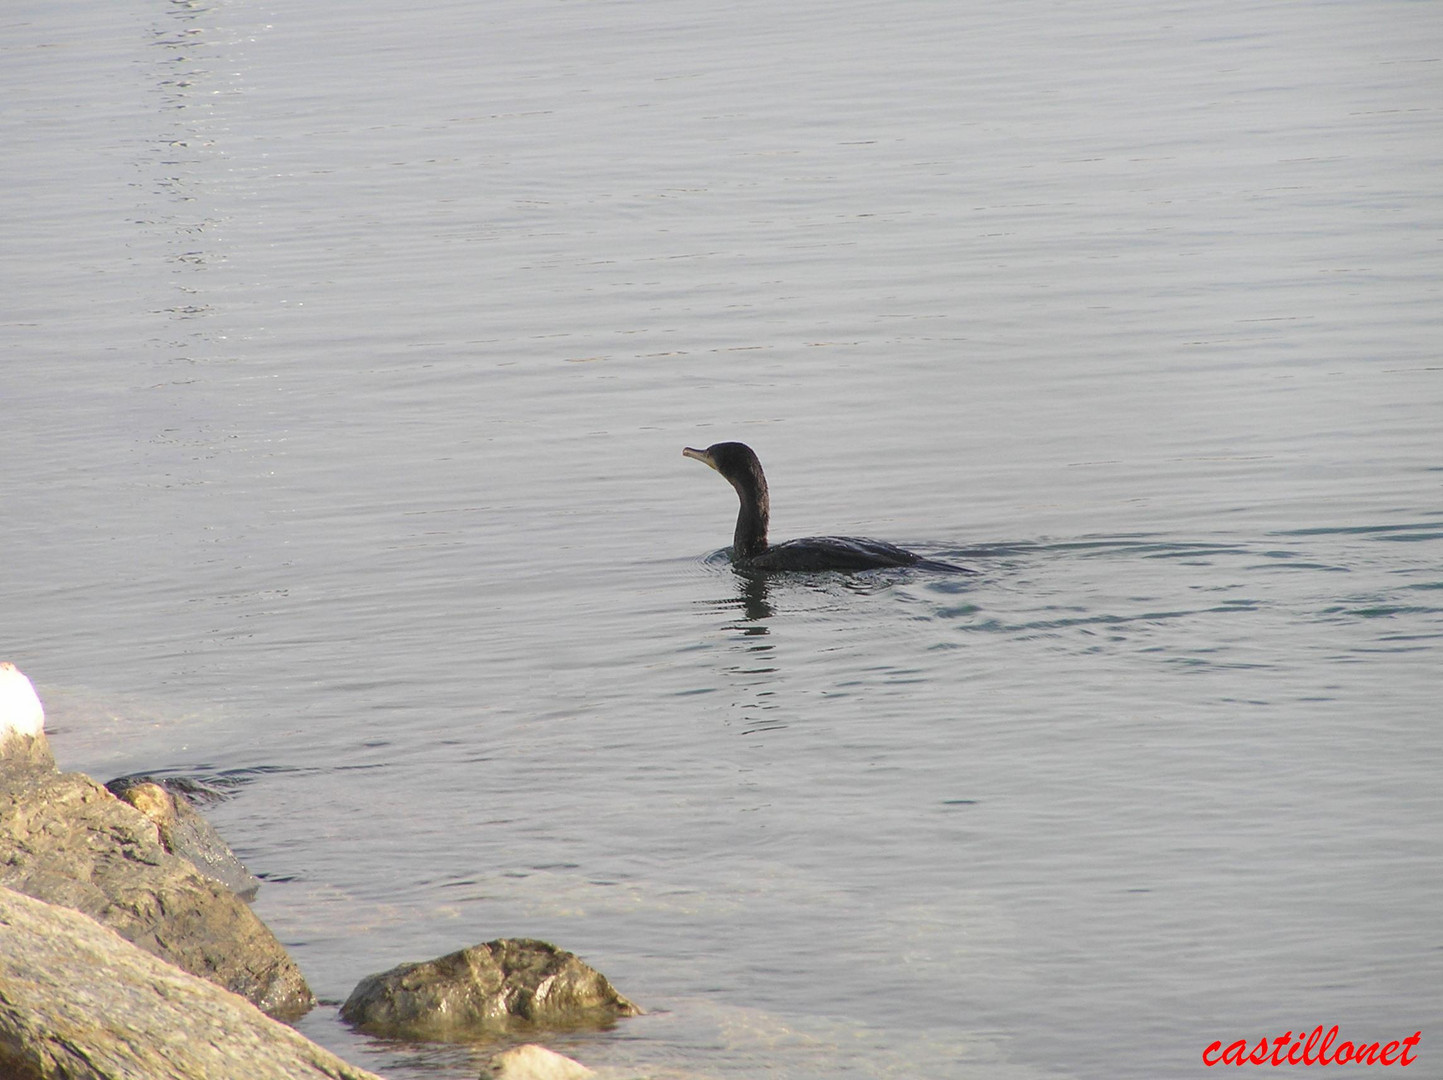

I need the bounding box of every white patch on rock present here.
[0,663,44,738]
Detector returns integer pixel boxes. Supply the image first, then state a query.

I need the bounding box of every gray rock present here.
[0,762,314,1019]
[0,884,383,1080]
[106,775,262,899]
[487,1044,595,1080]
[0,729,53,771]
[341,938,640,1041]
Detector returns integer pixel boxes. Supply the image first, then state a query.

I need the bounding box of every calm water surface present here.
[3,1,1440,1077]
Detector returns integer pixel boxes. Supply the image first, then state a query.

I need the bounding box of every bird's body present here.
[682,441,971,573]
[748,535,944,571]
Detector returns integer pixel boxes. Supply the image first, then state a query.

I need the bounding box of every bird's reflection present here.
[697,553,947,634]
[691,550,983,737]
[729,566,775,630]
[695,552,775,634]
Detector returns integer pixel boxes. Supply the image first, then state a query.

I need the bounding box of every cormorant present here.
[682,441,972,572]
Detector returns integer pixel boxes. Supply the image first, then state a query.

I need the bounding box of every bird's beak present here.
[682,446,717,471]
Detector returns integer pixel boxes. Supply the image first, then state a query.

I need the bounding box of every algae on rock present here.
[342,938,639,1041]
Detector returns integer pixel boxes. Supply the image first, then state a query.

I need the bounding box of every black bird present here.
[682,441,972,572]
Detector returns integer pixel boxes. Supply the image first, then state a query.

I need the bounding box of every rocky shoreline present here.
[0,663,631,1080]
[0,757,315,1020]
[0,884,384,1080]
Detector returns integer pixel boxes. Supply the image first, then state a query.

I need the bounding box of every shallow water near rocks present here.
[3,1,1441,1077]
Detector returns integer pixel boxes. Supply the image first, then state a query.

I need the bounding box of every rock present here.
[0,663,53,770]
[0,666,311,1018]
[0,765,314,1019]
[106,775,262,899]
[487,1044,595,1080]
[0,884,383,1080]
[341,938,640,1041]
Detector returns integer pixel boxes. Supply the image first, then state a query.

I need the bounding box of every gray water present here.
[3,1,1441,1077]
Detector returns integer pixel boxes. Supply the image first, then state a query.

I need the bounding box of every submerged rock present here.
[487,1044,595,1080]
[0,884,382,1080]
[341,938,639,1041]
[106,775,262,899]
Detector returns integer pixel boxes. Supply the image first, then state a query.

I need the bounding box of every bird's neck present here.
[731,475,770,560]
